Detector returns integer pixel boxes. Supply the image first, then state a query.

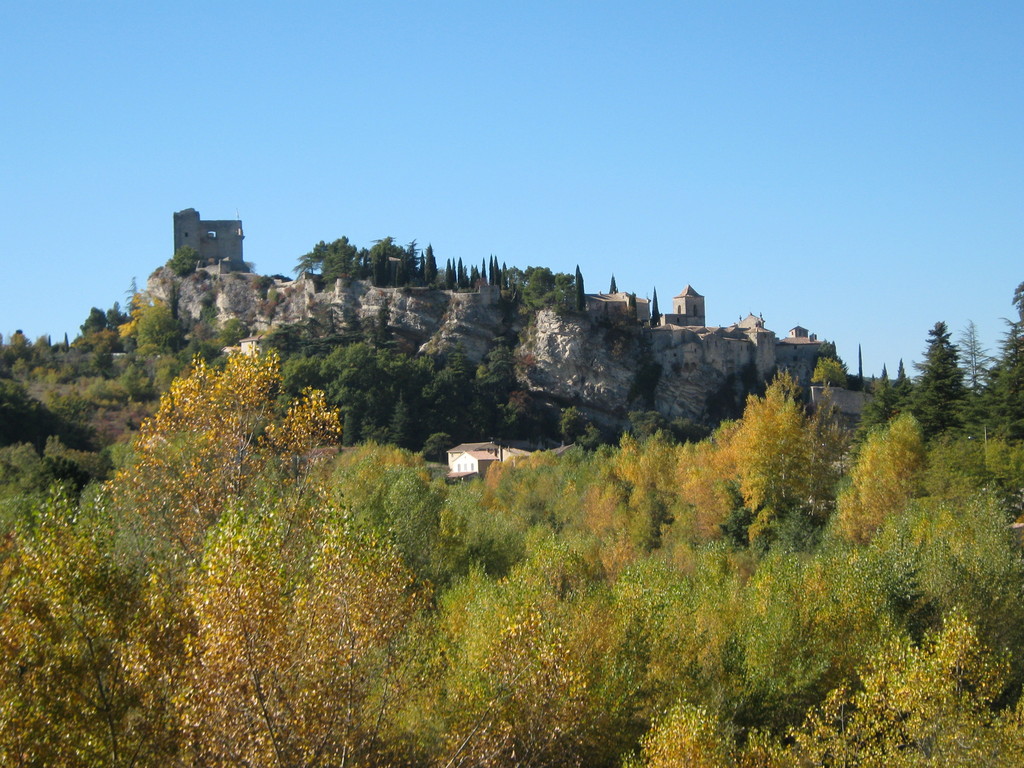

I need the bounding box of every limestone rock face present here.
[421,290,512,362]
[145,269,513,365]
[144,268,818,432]
[516,311,644,428]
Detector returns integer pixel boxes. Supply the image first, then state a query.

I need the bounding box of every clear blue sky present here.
[2,1,1021,375]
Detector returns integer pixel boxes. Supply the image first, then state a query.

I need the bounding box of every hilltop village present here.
[151,209,834,437]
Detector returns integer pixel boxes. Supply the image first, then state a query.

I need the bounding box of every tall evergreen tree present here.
[456,258,467,289]
[424,244,438,286]
[958,320,991,393]
[444,259,455,290]
[609,274,618,294]
[987,282,1024,440]
[574,265,585,311]
[893,359,914,410]
[860,366,900,434]
[389,395,411,448]
[405,240,419,284]
[911,321,967,439]
[651,288,661,326]
[371,251,387,287]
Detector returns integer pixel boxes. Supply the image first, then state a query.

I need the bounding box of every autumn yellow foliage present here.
[837,413,925,544]
[110,351,340,554]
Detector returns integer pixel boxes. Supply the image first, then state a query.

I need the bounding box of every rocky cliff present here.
[146,268,816,431]
[147,268,515,363]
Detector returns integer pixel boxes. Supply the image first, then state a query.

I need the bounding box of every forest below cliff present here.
[1,350,1024,767]
[2,244,1024,765]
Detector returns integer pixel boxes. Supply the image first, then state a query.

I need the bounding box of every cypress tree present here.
[424,244,438,286]
[609,274,618,294]
[651,288,661,326]
[574,265,585,311]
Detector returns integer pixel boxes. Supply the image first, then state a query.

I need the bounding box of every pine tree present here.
[444,260,455,290]
[609,274,618,294]
[911,321,967,439]
[860,367,900,434]
[986,282,1024,439]
[651,288,661,326]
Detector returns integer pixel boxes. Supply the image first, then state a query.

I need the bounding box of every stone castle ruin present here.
[173,208,247,273]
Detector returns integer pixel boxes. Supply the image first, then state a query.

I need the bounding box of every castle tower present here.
[173,208,246,272]
[671,285,705,326]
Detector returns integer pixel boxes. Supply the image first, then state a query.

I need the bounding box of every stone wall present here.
[173,208,246,272]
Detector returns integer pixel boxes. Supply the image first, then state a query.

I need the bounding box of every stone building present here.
[651,287,822,392]
[173,208,247,272]
[585,291,651,323]
[660,285,706,327]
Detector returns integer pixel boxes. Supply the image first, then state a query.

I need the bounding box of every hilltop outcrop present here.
[146,267,820,431]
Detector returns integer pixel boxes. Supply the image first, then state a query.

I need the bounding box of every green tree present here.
[134,300,182,355]
[987,282,1024,440]
[859,367,909,433]
[423,243,438,285]
[322,236,360,282]
[812,356,848,388]
[575,264,585,311]
[168,245,201,277]
[559,406,587,443]
[911,321,967,440]
[294,239,326,276]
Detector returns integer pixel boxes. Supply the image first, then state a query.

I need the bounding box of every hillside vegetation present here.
[2,247,1024,765]
[3,324,1024,765]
